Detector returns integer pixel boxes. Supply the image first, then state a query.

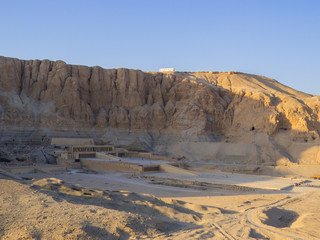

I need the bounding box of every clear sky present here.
[1,0,319,95]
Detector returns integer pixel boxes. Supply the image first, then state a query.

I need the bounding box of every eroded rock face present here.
[0,56,319,142]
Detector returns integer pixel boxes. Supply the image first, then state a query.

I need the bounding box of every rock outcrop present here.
[0,56,320,165]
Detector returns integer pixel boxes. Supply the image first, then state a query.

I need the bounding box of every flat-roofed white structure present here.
[159,68,175,72]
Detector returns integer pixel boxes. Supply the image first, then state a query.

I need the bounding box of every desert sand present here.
[1,169,320,240]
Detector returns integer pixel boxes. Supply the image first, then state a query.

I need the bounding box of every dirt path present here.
[244,194,308,239]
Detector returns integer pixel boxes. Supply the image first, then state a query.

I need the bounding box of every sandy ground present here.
[1,170,320,239]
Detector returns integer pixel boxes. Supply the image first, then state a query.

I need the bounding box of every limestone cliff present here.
[1,56,320,166]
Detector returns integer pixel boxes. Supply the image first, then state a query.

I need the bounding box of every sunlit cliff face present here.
[0,56,320,165]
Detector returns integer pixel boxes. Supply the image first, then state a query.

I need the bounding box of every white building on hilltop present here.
[159,68,175,72]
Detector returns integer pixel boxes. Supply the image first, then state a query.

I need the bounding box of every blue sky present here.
[1,0,319,95]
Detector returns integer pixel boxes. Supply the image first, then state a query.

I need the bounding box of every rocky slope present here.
[0,56,320,166]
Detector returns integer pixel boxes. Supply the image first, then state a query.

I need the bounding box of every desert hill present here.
[0,56,320,167]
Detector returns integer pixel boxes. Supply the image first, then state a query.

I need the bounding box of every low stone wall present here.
[2,165,66,174]
[2,166,34,174]
[125,151,152,158]
[95,152,123,161]
[51,138,94,146]
[125,151,175,162]
[57,157,82,168]
[81,159,144,173]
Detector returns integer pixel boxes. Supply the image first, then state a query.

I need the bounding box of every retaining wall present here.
[81,159,144,173]
[51,138,94,146]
